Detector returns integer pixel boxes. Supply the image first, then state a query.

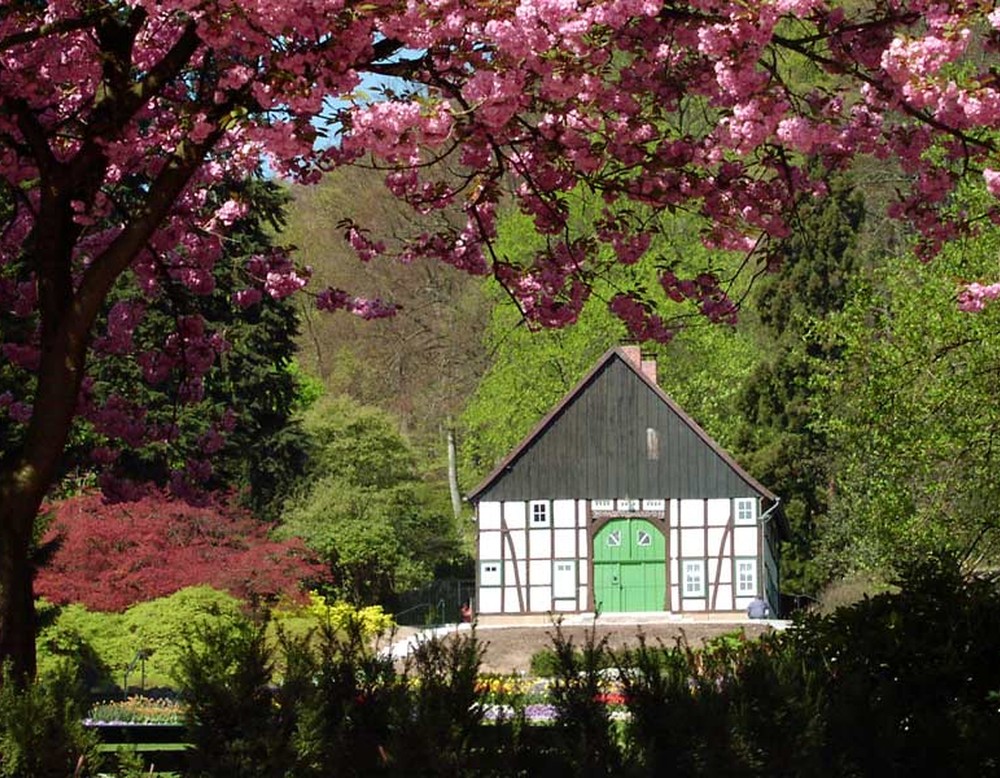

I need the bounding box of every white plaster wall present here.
[711,556,731,585]
[684,599,707,612]
[734,526,758,556]
[578,585,588,611]
[706,498,730,525]
[553,499,576,527]
[503,588,523,613]
[577,500,589,526]
[670,585,680,611]
[529,528,551,559]
[578,563,589,585]
[669,499,679,527]
[479,531,502,560]
[554,599,576,612]
[681,528,705,556]
[715,583,734,610]
[707,526,729,557]
[504,501,526,529]
[508,529,527,559]
[479,502,502,530]
[680,499,703,527]
[529,559,552,585]
[503,560,526,584]
[478,588,502,613]
[554,529,575,557]
[530,585,553,612]
[578,529,589,558]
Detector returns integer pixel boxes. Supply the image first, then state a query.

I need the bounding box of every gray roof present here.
[467,347,777,504]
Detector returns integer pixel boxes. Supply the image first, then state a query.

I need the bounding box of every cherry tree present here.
[2,0,1000,678]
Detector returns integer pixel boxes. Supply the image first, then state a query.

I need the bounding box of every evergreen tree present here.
[53,177,309,518]
[736,178,866,598]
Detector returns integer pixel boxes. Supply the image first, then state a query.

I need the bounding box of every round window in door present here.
[593,518,666,612]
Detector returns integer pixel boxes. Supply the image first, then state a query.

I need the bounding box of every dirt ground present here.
[466,621,777,674]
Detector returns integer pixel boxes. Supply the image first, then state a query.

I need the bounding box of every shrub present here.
[270,591,395,643]
[544,622,621,777]
[37,587,245,692]
[288,616,404,777]
[175,617,293,778]
[0,663,101,777]
[392,629,487,774]
[36,491,325,612]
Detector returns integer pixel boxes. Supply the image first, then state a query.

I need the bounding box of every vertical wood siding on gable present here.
[476,358,762,502]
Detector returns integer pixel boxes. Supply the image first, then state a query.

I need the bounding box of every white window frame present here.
[552,560,576,599]
[480,560,502,587]
[734,498,757,524]
[736,558,757,596]
[682,559,706,598]
[529,500,550,527]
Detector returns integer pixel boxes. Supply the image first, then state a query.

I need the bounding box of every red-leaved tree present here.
[3,0,1000,677]
[34,492,326,612]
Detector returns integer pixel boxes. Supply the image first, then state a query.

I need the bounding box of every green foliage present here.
[177,618,294,777]
[0,663,100,777]
[461,201,759,488]
[545,623,621,777]
[282,167,491,474]
[816,188,1000,578]
[395,631,487,774]
[615,557,1000,775]
[281,396,461,604]
[36,587,244,692]
[48,177,309,517]
[148,561,1000,774]
[270,592,395,644]
[175,608,492,776]
[735,176,867,595]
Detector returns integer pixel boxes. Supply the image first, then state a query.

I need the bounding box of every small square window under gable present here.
[530,500,550,527]
[735,498,757,524]
[592,499,614,512]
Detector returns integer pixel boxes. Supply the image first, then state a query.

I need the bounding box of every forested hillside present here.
[280,165,1000,603]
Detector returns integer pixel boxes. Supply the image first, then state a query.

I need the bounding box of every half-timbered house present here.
[468,346,782,618]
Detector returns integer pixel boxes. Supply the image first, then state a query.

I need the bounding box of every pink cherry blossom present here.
[8,0,1000,677]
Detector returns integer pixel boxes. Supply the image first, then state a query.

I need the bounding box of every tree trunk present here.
[447,423,462,522]
[0,516,36,682]
[0,321,87,682]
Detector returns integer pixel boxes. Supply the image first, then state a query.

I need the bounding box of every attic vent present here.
[646,427,659,460]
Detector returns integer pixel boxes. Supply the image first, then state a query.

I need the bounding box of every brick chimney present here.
[620,345,657,384]
[640,354,657,384]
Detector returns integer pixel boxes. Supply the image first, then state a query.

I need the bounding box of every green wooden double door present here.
[593,518,667,612]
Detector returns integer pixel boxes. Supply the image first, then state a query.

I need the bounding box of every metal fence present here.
[393,578,475,626]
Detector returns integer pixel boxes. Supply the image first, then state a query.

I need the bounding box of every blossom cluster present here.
[6,0,1000,501]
